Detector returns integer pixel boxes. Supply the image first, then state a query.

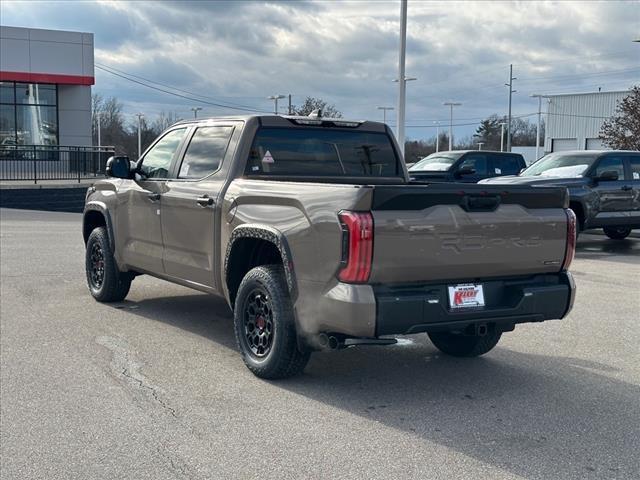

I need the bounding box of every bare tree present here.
[600,85,640,150]
[292,97,342,118]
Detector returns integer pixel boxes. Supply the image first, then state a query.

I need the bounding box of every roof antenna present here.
[309,109,322,118]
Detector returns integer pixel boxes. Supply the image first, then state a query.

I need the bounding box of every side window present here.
[139,128,187,179]
[629,155,640,181]
[593,156,625,180]
[491,155,522,175]
[178,126,234,179]
[459,154,488,175]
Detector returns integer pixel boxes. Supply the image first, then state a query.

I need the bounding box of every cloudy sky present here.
[2,0,638,140]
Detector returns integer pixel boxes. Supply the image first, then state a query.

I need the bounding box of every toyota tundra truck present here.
[83,115,576,379]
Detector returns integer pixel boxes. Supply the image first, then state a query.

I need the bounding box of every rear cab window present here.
[245,127,402,179]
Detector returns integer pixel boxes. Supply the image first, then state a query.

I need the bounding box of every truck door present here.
[589,155,633,226]
[118,127,188,274]
[160,125,236,290]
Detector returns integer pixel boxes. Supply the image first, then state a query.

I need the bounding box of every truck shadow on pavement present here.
[575,232,639,262]
[113,293,640,480]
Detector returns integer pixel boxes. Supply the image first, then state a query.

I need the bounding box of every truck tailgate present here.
[369,184,569,283]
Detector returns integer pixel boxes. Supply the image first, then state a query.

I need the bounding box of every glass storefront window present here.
[0,82,15,104]
[16,105,58,145]
[0,82,58,145]
[16,83,57,106]
[0,104,17,145]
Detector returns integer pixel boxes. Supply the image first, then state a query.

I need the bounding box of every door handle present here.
[621,185,632,191]
[197,195,215,207]
[147,192,161,201]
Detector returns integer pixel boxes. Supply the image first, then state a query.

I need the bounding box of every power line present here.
[95,64,272,114]
[95,62,269,110]
[517,66,640,83]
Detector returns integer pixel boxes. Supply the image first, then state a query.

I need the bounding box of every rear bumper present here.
[374,272,575,336]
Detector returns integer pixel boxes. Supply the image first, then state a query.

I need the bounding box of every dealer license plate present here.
[448,284,485,309]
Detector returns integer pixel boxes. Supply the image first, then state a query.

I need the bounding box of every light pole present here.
[530,94,545,160]
[477,142,484,151]
[377,106,394,124]
[135,113,144,159]
[268,95,285,114]
[191,107,202,118]
[396,0,408,158]
[96,112,101,147]
[434,121,440,152]
[505,64,517,152]
[443,102,461,151]
[499,122,506,152]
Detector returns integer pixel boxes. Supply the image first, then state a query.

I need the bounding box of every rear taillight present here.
[338,211,373,283]
[562,208,577,270]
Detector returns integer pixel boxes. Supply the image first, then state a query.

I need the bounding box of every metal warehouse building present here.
[0,25,94,147]
[544,90,630,153]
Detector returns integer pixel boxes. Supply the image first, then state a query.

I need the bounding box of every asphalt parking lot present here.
[1,208,639,480]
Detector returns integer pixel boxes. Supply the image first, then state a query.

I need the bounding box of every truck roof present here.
[173,114,387,131]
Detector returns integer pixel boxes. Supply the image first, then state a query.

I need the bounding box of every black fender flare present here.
[83,202,116,253]
[224,224,298,301]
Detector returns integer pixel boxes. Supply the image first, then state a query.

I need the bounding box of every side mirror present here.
[456,166,476,177]
[105,156,132,179]
[595,170,618,182]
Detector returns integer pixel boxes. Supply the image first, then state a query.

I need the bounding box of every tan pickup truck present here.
[83,115,576,379]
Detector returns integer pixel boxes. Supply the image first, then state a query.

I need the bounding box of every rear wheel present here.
[428,328,501,357]
[603,226,631,240]
[85,227,132,302]
[234,265,310,379]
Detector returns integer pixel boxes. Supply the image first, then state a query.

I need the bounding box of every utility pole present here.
[135,113,144,159]
[268,95,285,114]
[288,94,292,115]
[499,122,506,152]
[443,102,461,151]
[505,64,517,152]
[396,0,408,158]
[434,121,440,152]
[191,107,202,118]
[377,106,394,124]
[96,112,101,147]
[530,94,544,161]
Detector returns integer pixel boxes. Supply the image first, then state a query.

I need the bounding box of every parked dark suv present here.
[408,150,526,183]
[481,150,640,239]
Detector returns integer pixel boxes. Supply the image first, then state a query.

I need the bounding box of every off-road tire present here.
[603,226,631,240]
[85,227,132,302]
[428,328,502,357]
[234,265,310,379]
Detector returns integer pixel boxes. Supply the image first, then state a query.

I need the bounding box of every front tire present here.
[234,265,310,379]
[428,328,501,357]
[603,226,631,240]
[85,227,132,302]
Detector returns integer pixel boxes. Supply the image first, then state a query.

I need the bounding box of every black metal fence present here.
[0,145,115,183]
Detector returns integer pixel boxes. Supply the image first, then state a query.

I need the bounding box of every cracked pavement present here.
[1,208,639,480]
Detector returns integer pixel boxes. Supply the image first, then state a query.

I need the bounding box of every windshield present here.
[246,127,400,177]
[408,153,462,172]
[521,152,599,177]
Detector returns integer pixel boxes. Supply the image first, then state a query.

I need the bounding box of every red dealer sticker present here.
[448,284,485,309]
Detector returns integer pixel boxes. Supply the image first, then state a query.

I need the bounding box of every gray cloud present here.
[1,0,637,138]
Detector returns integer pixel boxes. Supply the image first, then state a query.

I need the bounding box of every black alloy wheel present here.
[242,288,275,358]
[89,242,105,289]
